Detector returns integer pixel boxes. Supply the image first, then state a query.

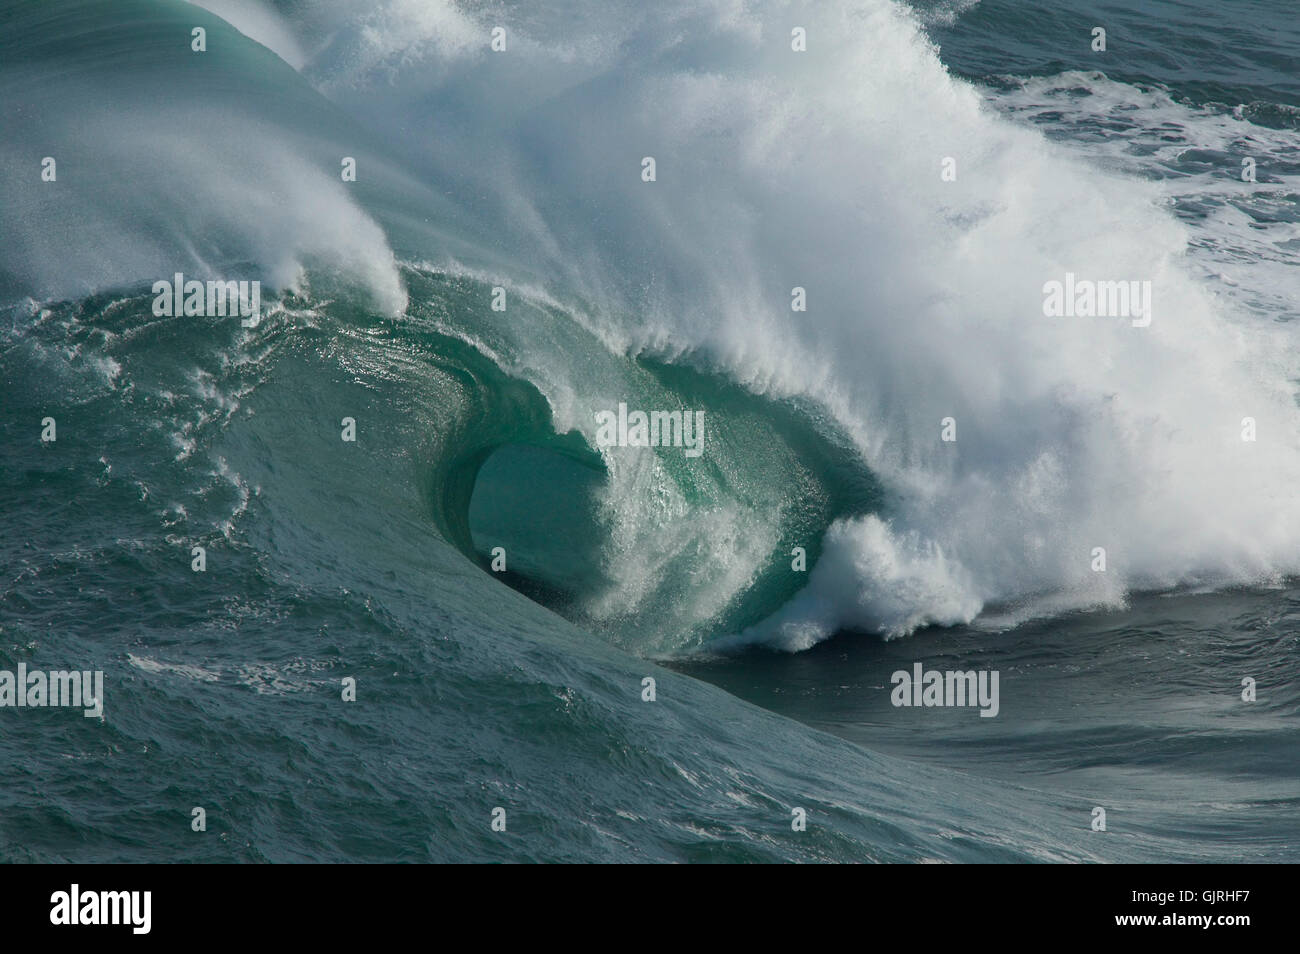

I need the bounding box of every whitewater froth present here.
[294,0,1299,648]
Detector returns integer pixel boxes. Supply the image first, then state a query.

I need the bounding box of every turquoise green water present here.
[2,0,1298,862]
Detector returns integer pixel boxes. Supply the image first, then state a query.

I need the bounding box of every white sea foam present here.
[280,0,1300,647]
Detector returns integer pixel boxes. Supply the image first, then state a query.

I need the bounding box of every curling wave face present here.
[4,0,1300,655]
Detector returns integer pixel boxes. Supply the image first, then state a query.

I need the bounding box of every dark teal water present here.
[2,0,1297,862]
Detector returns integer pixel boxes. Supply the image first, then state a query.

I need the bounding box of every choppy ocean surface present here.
[1,0,1297,862]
